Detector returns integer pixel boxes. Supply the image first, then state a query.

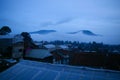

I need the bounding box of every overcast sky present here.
[0,0,120,44]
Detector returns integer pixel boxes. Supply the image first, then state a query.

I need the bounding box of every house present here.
[44,44,69,51]
[12,42,24,61]
[44,44,56,51]
[24,49,53,63]
[0,38,13,49]
[51,49,69,64]
[69,52,120,70]
[0,35,18,71]
[59,45,69,50]
[0,35,13,58]
[34,41,45,48]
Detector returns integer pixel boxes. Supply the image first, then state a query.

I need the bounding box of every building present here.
[51,49,69,64]
[0,60,120,80]
[44,44,56,51]
[24,49,53,63]
[69,52,120,70]
[0,35,13,58]
[12,42,24,61]
[59,45,69,50]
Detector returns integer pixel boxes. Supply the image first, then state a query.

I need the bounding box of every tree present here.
[21,32,38,49]
[0,26,12,35]
[21,32,30,38]
[21,32,39,58]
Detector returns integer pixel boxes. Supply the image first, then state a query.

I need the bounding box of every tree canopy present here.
[0,26,12,35]
[21,32,38,48]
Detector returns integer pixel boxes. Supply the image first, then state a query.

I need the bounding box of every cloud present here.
[55,18,73,25]
[40,22,53,27]
[40,18,73,27]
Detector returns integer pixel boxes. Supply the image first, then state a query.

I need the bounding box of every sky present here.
[0,0,120,44]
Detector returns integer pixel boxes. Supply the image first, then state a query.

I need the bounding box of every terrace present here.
[0,60,120,80]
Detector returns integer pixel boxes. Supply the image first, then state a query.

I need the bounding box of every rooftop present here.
[25,49,52,59]
[0,60,120,80]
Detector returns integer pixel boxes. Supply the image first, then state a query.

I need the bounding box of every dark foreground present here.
[0,60,120,80]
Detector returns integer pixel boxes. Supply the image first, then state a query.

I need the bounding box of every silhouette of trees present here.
[21,32,39,47]
[0,26,12,35]
[21,32,37,48]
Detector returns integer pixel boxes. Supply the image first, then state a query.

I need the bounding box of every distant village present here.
[0,26,120,72]
[35,40,120,53]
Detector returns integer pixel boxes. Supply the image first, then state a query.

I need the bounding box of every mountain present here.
[68,30,101,36]
[30,29,103,43]
[30,30,56,34]
[30,29,101,36]
[30,29,104,43]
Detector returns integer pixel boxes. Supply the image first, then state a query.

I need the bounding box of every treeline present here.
[39,40,120,54]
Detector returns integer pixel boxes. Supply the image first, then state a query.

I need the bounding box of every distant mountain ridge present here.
[30,30,56,34]
[68,30,101,36]
[30,29,101,36]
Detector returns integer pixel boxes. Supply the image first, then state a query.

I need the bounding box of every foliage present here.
[0,26,12,35]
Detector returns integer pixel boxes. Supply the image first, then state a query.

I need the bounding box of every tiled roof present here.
[0,60,120,80]
[25,49,52,59]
